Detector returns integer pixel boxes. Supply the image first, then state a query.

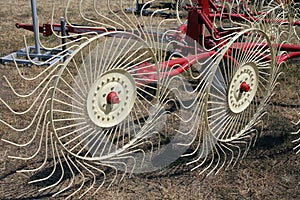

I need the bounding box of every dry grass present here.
[0,0,299,199]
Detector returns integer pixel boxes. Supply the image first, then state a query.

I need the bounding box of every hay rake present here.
[0,0,300,198]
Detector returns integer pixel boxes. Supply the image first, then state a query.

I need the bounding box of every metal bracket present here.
[0,0,71,66]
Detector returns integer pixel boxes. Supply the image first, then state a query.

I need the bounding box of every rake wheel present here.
[186,28,276,174]
[207,28,275,142]
[51,31,160,160]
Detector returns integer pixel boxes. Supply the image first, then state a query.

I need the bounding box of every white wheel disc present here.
[227,62,258,114]
[86,69,136,128]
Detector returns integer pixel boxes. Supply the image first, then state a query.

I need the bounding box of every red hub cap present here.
[240,82,250,93]
[106,91,120,104]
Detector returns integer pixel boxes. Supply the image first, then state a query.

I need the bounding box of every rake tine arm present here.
[15,22,49,35]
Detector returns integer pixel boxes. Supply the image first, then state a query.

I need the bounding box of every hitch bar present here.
[15,22,116,37]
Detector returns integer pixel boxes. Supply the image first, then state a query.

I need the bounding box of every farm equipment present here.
[0,0,299,198]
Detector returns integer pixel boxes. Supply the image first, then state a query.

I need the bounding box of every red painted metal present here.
[106,92,120,104]
[186,7,200,42]
[277,52,300,64]
[160,51,216,78]
[240,82,250,93]
[133,50,215,86]
[199,0,209,15]
[16,22,113,37]
[13,0,300,82]
[208,0,219,11]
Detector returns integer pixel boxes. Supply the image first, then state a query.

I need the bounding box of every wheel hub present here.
[86,69,136,128]
[106,91,120,104]
[228,62,258,113]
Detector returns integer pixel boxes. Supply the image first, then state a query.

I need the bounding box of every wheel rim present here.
[51,32,159,160]
[206,28,275,142]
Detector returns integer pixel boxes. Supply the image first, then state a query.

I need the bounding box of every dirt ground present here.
[0,0,299,199]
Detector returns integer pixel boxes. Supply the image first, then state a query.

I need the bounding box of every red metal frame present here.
[14,0,300,78]
[165,0,300,74]
[15,23,115,37]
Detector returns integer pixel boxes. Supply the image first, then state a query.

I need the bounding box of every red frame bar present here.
[16,23,114,37]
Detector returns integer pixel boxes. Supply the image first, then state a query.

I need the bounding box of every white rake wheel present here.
[0,28,199,197]
[0,30,163,198]
[207,28,275,141]
[187,28,277,174]
[51,31,160,160]
[0,1,204,197]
